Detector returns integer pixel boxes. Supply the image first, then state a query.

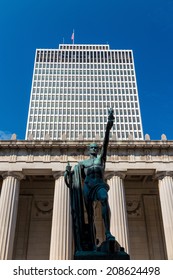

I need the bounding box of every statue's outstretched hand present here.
[107,108,115,129]
[108,108,115,121]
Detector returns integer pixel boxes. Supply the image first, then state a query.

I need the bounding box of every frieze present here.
[161,149,169,161]
[43,148,51,162]
[109,149,119,161]
[145,149,152,161]
[9,149,17,162]
[26,149,34,162]
[0,141,173,164]
[128,149,135,161]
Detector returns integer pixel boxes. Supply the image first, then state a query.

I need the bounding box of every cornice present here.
[0,140,173,150]
[0,140,173,166]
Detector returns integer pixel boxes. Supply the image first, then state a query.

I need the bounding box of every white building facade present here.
[26,44,143,140]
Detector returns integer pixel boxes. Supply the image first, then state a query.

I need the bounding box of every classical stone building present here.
[0,137,173,260]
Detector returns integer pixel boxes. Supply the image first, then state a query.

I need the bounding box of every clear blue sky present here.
[0,0,173,140]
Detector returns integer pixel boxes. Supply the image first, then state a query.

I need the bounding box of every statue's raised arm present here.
[101,108,115,162]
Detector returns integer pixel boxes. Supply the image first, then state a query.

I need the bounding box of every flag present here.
[71,31,74,43]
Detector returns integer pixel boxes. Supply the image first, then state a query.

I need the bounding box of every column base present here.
[74,240,130,260]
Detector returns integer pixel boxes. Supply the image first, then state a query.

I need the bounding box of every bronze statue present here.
[64,108,115,252]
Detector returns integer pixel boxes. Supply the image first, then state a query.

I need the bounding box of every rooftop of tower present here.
[59,44,110,50]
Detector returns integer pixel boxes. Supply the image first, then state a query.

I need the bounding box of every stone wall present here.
[0,140,173,259]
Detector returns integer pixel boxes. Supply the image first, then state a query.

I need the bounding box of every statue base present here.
[74,240,130,260]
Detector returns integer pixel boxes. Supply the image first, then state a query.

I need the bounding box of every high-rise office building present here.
[26,44,143,140]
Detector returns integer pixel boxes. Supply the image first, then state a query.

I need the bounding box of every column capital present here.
[2,171,25,181]
[105,171,126,180]
[155,171,173,181]
[53,171,64,180]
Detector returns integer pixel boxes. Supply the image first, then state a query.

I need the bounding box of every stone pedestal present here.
[0,172,24,260]
[74,240,130,260]
[49,174,73,260]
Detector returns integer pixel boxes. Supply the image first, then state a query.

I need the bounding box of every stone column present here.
[157,172,173,259]
[0,172,24,260]
[107,173,130,253]
[49,173,73,260]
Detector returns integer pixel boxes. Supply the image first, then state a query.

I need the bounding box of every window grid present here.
[26,45,143,140]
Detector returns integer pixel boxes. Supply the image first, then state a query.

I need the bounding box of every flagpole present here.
[71,29,74,44]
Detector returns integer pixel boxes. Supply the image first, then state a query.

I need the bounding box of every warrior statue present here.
[64,108,115,252]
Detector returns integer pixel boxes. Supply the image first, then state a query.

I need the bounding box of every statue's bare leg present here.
[97,188,115,241]
[85,199,96,250]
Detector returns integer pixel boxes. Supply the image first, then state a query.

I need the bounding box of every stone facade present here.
[0,139,173,259]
